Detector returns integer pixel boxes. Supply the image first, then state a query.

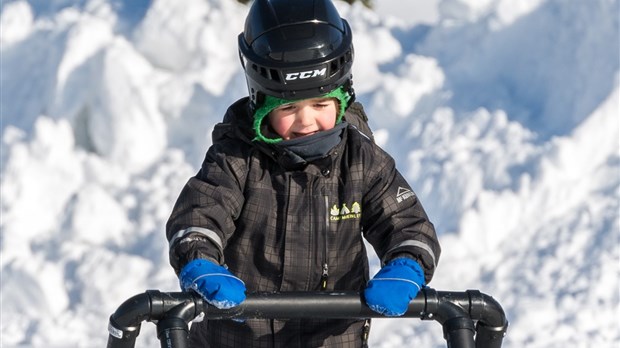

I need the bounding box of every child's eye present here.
[277,104,296,111]
[314,103,330,108]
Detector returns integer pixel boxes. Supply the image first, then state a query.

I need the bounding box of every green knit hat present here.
[253,87,351,144]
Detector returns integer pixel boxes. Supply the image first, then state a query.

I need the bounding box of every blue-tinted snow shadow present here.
[16,0,152,34]
[391,1,619,141]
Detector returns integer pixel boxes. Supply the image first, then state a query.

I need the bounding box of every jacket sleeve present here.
[361,146,441,284]
[166,141,247,274]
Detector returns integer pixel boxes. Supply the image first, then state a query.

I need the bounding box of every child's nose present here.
[296,107,315,125]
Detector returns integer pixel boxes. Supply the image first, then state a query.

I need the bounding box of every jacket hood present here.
[212,97,255,145]
[212,97,298,167]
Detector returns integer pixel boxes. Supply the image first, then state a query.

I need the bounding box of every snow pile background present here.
[1,0,618,346]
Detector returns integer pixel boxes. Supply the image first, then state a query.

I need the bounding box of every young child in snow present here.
[166,0,441,346]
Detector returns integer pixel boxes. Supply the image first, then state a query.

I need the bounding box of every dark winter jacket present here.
[166,97,441,347]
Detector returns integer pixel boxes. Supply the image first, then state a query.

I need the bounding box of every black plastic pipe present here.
[107,288,508,348]
[421,289,508,348]
[107,291,204,348]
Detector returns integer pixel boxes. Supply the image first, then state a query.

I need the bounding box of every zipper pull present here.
[321,263,329,290]
[361,319,371,346]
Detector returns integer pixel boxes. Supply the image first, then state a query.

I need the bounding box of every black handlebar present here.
[107,288,508,348]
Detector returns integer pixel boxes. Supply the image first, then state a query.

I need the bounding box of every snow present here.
[374,0,438,25]
[1,0,618,347]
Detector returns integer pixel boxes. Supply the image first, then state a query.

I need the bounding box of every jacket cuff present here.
[170,236,222,274]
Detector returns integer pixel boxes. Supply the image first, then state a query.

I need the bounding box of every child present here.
[166,0,441,346]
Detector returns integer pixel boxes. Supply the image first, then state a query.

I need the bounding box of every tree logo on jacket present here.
[330,202,361,221]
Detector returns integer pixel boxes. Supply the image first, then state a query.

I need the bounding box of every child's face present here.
[268,97,338,140]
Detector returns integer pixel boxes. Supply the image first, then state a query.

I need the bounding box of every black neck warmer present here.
[276,122,348,164]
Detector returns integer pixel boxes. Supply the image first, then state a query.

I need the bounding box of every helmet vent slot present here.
[330,60,339,73]
[269,69,280,82]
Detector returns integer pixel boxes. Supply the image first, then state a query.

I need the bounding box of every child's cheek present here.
[269,114,291,138]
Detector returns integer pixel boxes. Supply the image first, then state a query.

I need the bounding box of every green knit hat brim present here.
[253,87,351,144]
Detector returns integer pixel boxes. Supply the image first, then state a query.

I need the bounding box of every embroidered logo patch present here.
[330,202,361,221]
[396,187,415,203]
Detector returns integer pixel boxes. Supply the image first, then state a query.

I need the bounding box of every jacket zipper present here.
[321,195,330,290]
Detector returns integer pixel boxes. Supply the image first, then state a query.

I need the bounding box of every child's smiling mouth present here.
[292,130,319,138]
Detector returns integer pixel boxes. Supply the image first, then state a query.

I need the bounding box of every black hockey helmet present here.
[238,0,355,110]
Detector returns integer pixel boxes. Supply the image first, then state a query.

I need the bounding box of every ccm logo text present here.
[285,68,326,81]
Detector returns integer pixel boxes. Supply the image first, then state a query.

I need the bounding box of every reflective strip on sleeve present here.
[169,227,223,250]
[384,240,437,268]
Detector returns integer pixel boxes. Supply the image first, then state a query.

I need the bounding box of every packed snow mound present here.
[1,0,618,347]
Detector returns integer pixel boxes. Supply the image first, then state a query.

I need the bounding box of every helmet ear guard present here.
[238,0,355,112]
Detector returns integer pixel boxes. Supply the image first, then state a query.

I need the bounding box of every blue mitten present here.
[364,258,425,316]
[179,259,246,309]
